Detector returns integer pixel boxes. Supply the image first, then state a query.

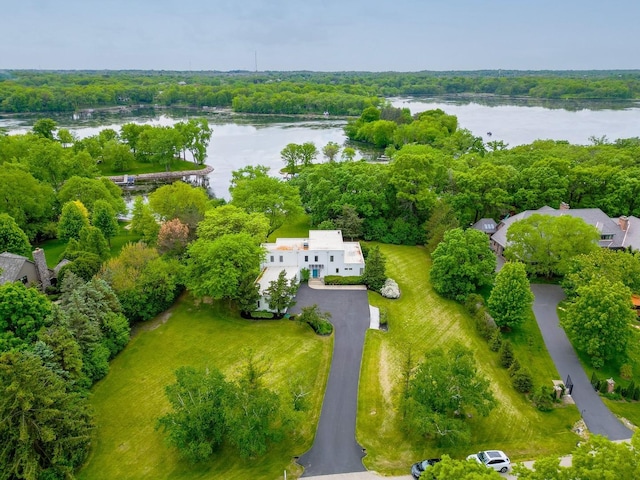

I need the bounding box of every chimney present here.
[559,202,570,210]
[619,216,629,232]
[32,248,51,290]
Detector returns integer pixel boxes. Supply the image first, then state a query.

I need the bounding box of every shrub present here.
[499,340,515,369]
[312,318,334,335]
[512,368,534,393]
[532,386,554,411]
[599,379,609,394]
[508,358,521,377]
[620,363,633,380]
[300,268,310,282]
[634,386,640,401]
[250,311,276,319]
[590,371,600,389]
[488,329,502,352]
[323,275,363,285]
[380,278,400,299]
[623,380,636,399]
[464,293,484,315]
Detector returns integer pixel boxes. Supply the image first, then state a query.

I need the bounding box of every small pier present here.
[106,165,213,190]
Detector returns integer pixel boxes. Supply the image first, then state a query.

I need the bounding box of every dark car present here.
[411,458,441,479]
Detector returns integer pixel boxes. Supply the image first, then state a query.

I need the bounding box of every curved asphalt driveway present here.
[530,284,632,440]
[289,284,371,477]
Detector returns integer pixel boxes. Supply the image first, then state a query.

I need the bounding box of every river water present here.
[3,97,640,199]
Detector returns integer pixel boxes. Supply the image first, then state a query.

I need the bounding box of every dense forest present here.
[1,70,639,114]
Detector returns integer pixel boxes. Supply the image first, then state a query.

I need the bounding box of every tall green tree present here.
[264,270,298,316]
[0,213,31,256]
[196,204,270,243]
[57,176,126,214]
[488,262,533,329]
[32,118,57,139]
[430,228,496,301]
[230,167,304,235]
[185,233,265,302]
[361,245,387,291]
[57,200,90,241]
[0,351,93,480]
[334,205,363,241]
[130,196,160,243]
[148,181,209,231]
[505,214,599,278]
[322,141,340,162]
[91,199,119,246]
[0,282,52,353]
[156,366,228,462]
[562,277,635,368]
[404,343,496,445]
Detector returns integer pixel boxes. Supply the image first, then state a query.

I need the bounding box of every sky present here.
[2,0,639,72]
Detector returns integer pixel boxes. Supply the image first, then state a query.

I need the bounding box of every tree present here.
[488,262,534,329]
[361,245,387,291]
[32,117,57,139]
[58,200,90,241]
[92,199,119,246]
[429,455,503,479]
[430,228,496,301]
[102,139,134,172]
[77,225,110,260]
[424,199,459,254]
[299,141,318,167]
[322,141,340,162]
[185,233,265,302]
[341,147,356,162]
[196,204,270,243]
[334,205,363,241]
[156,366,228,462]
[130,196,160,243]
[148,181,209,231]
[296,304,333,335]
[0,282,52,353]
[0,213,31,256]
[56,128,75,147]
[505,214,599,278]
[404,343,496,445]
[0,351,93,480]
[175,118,212,164]
[58,176,126,214]
[157,218,190,256]
[513,432,640,480]
[280,143,302,174]
[562,277,635,368]
[0,165,56,241]
[264,270,298,316]
[230,167,304,235]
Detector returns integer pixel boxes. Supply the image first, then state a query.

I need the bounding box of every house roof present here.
[256,266,299,294]
[0,252,30,284]
[491,207,638,250]
[472,218,498,234]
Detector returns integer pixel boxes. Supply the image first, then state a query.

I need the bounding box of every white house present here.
[256,230,366,312]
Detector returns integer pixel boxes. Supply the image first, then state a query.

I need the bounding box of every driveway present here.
[289,284,371,477]
[530,284,632,440]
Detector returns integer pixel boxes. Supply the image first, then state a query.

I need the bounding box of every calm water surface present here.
[3,98,640,198]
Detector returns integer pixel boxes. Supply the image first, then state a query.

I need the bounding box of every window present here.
[270,255,274,262]
[304,255,308,262]
[20,275,28,284]
[330,255,334,262]
[360,268,364,275]
[279,255,283,262]
[601,234,614,240]
[314,255,318,262]
[257,300,260,308]
[336,268,339,273]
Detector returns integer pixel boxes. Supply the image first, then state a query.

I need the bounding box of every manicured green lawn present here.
[357,244,580,475]
[78,295,332,480]
[98,158,207,176]
[268,215,312,241]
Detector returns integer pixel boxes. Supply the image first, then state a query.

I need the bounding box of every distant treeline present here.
[1,70,639,114]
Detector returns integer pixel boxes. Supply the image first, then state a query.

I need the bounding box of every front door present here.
[312,269,319,278]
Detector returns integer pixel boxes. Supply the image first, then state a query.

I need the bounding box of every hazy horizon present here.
[3,0,639,72]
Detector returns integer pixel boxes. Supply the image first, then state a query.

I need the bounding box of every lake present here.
[3,97,640,199]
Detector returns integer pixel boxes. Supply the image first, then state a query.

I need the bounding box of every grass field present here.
[357,244,580,475]
[78,295,332,480]
[98,158,207,176]
[267,215,312,241]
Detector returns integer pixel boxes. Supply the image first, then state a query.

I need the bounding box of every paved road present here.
[530,284,632,440]
[289,284,372,476]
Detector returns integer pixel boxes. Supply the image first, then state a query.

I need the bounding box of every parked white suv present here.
[467,450,511,473]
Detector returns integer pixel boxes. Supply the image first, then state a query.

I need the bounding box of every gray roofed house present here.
[0,249,63,289]
[472,218,498,236]
[490,205,640,256]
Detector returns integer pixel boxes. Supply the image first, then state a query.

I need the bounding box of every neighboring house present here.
[0,249,61,289]
[256,230,366,312]
[490,204,640,256]
[472,218,498,237]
